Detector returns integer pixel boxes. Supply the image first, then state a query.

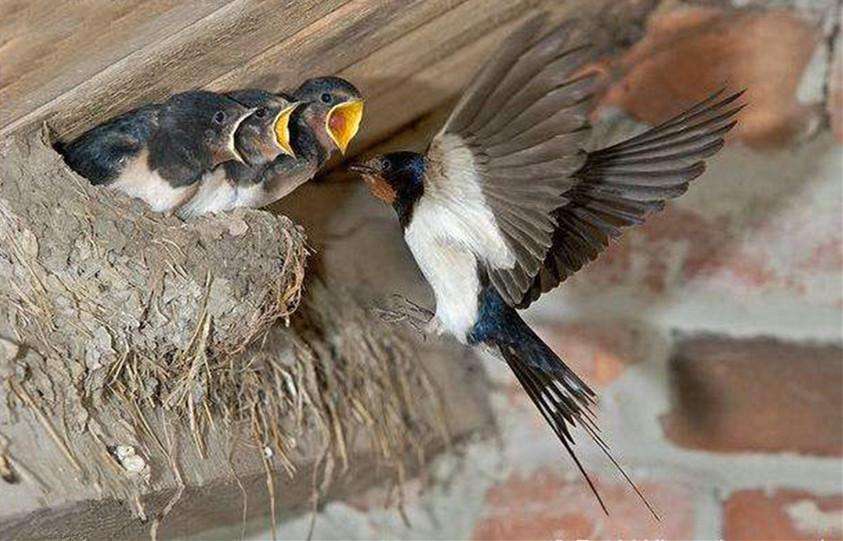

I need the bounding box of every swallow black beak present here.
[348,161,377,175]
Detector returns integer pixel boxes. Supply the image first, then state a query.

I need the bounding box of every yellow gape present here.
[326,99,364,154]
[273,103,301,157]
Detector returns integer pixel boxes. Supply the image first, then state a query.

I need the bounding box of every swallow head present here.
[227,89,301,165]
[350,151,425,224]
[294,76,364,156]
[164,91,255,167]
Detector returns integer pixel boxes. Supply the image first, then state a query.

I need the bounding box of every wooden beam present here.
[0,0,620,143]
[0,0,349,138]
[0,1,230,130]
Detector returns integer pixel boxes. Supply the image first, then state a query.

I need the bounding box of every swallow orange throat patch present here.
[368,177,396,204]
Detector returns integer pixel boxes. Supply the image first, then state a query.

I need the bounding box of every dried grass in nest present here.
[0,126,448,526]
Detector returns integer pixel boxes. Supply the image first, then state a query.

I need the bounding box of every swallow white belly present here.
[177,168,236,218]
[230,177,301,210]
[110,150,197,213]
[232,166,313,210]
[404,199,481,343]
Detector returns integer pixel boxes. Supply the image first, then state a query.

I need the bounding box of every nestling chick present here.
[293,76,364,157]
[60,91,253,213]
[177,89,301,217]
[351,16,744,516]
[225,89,300,166]
[177,76,363,218]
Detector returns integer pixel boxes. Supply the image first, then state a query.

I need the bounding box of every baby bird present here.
[351,17,743,515]
[177,76,364,218]
[60,91,254,213]
[227,88,300,164]
[176,89,301,217]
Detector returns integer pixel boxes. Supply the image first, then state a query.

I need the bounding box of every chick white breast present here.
[110,150,199,213]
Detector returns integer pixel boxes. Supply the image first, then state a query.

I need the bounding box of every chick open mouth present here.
[273,103,300,157]
[227,109,254,164]
[327,99,364,154]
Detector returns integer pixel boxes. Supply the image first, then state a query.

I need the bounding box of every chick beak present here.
[326,99,364,155]
[273,102,301,158]
[224,107,256,164]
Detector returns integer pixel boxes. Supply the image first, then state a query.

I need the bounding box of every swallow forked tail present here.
[489,308,660,520]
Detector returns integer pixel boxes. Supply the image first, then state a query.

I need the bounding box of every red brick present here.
[495,323,646,425]
[534,322,648,388]
[724,489,843,541]
[471,468,694,541]
[567,205,786,295]
[594,6,822,147]
[660,335,843,456]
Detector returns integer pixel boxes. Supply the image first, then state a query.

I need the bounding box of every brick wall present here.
[228,1,842,539]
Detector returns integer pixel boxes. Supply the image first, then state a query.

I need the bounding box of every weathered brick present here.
[724,489,843,541]
[536,102,840,314]
[593,6,822,147]
[534,322,647,388]
[471,468,694,541]
[660,335,843,456]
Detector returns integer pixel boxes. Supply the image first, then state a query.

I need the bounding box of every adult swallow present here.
[351,17,743,516]
[60,91,253,213]
[178,77,364,218]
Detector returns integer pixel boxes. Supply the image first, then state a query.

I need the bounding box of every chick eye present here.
[254,107,267,119]
[213,111,227,124]
[320,93,332,104]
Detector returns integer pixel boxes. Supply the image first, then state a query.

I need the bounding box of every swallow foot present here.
[372,294,435,338]
[423,315,444,336]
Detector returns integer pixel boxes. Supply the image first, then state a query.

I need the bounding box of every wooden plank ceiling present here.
[0,0,633,153]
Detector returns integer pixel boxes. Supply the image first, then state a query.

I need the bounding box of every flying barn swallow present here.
[60,91,253,213]
[177,76,364,218]
[351,17,744,515]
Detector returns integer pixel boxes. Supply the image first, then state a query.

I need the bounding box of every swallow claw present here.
[372,294,435,339]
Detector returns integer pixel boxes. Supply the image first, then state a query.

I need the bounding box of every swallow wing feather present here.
[428,16,597,306]
[515,88,745,308]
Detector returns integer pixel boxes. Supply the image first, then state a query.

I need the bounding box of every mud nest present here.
[0,126,445,511]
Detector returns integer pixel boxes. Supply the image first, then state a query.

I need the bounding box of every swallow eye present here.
[254,107,267,119]
[213,111,227,124]
[320,93,332,104]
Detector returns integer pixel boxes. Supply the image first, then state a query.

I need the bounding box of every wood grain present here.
[1,0,350,138]
[0,0,616,144]
[0,1,231,128]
